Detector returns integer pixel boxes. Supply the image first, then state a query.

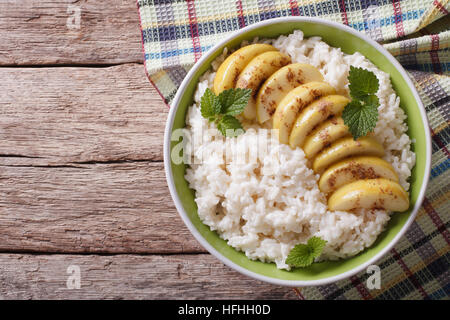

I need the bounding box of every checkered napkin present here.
[138,0,450,299]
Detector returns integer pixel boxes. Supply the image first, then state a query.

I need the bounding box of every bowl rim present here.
[163,16,432,287]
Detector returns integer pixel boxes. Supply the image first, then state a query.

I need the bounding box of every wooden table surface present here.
[0,0,299,299]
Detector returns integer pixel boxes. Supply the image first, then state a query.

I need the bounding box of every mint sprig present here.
[200,88,222,120]
[286,236,327,268]
[342,66,380,140]
[200,88,251,137]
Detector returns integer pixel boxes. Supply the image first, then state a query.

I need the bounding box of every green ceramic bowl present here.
[164,17,431,286]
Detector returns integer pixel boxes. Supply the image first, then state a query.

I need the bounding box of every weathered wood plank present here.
[0,162,204,253]
[0,0,295,300]
[0,253,298,299]
[0,0,143,65]
[0,64,167,164]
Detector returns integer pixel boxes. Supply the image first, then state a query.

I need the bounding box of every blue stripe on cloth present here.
[350,9,425,31]
[428,283,450,299]
[430,158,450,179]
[142,9,427,43]
[145,45,215,60]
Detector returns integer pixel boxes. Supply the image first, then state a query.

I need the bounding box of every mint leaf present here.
[218,88,252,116]
[217,115,244,137]
[342,100,378,140]
[286,244,315,267]
[200,88,222,121]
[348,66,379,100]
[307,236,328,258]
[286,236,327,268]
[343,67,380,140]
[199,88,249,137]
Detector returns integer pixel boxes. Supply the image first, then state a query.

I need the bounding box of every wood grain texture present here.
[0,162,205,253]
[0,64,166,164]
[0,0,143,65]
[0,254,297,299]
[0,0,294,299]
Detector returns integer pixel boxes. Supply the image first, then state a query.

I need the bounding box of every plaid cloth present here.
[138,0,450,299]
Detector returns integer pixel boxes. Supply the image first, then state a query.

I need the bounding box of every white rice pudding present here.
[184,30,415,270]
